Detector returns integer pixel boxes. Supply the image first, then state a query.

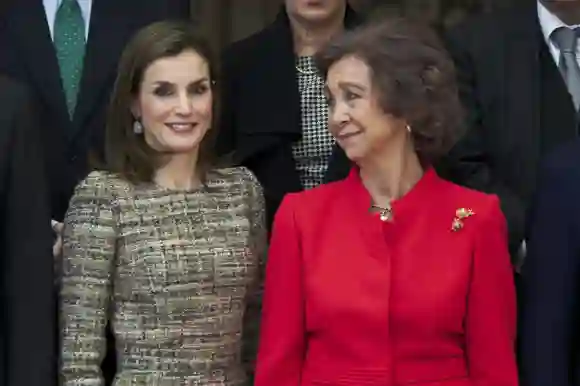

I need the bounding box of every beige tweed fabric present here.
[59,167,266,386]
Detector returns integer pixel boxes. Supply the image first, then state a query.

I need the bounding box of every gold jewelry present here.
[370,203,393,222]
[451,208,475,232]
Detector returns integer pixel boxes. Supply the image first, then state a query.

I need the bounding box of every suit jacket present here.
[218,6,359,229]
[255,168,517,386]
[0,0,190,220]
[0,76,54,386]
[519,139,580,386]
[439,5,578,254]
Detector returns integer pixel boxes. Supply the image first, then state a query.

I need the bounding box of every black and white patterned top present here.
[292,56,335,190]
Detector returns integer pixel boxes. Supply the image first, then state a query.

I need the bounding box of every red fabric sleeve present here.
[254,194,305,386]
[466,196,518,386]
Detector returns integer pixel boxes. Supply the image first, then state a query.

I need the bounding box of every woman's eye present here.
[153,86,173,97]
[191,84,208,95]
[345,91,359,100]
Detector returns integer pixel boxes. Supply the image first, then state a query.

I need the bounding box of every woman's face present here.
[325,55,408,164]
[285,0,346,25]
[132,49,213,156]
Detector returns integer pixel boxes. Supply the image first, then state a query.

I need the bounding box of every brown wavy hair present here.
[315,17,464,166]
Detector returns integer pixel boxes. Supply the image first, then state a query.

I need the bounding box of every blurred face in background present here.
[540,0,580,24]
[285,0,347,26]
[131,49,213,157]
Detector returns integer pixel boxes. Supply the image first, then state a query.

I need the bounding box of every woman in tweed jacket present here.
[58,21,266,386]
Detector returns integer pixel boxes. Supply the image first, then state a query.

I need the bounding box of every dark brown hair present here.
[104,20,219,183]
[315,17,464,166]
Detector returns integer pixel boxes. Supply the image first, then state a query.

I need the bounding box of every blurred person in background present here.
[0,76,54,386]
[516,4,580,382]
[519,137,580,386]
[219,0,361,230]
[441,0,580,264]
[0,0,190,237]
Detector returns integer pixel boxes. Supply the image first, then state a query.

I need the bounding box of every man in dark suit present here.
[0,2,190,384]
[0,76,54,386]
[519,138,580,386]
[440,0,580,259]
[0,0,191,221]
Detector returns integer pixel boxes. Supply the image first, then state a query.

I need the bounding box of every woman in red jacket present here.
[254,18,518,386]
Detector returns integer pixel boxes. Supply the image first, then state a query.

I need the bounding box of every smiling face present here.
[325,55,408,164]
[131,49,213,156]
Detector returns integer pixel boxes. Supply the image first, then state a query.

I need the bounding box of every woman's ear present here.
[131,99,141,120]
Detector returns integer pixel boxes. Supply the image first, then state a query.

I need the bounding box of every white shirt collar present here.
[537,0,580,43]
[43,0,92,40]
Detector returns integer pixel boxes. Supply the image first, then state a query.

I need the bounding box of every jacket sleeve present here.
[4,81,55,386]
[60,173,117,386]
[242,169,268,379]
[466,196,518,386]
[254,194,305,386]
[518,152,580,386]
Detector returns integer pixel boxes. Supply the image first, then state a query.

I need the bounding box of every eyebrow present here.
[152,76,210,86]
[338,81,366,92]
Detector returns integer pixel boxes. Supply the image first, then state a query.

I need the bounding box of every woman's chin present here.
[342,147,366,164]
[150,141,199,155]
[153,135,202,154]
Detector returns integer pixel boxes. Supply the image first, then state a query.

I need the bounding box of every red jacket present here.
[254,168,517,386]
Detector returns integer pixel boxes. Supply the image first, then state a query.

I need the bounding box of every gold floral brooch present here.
[451,208,475,232]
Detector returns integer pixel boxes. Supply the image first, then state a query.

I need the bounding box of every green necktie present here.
[54,0,86,118]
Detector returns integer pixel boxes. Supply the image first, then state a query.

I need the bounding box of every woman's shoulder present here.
[74,170,131,197]
[210,166,260,187]
[437,178,502,222]
[278,179,347,215]
[303,179,343,197]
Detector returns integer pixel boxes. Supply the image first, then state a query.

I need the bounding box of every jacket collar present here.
[344,166,440,224]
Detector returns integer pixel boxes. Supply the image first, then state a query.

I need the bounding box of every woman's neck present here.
[289,13,345,57]
[359,143,423,208]
[154,153,200,191]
